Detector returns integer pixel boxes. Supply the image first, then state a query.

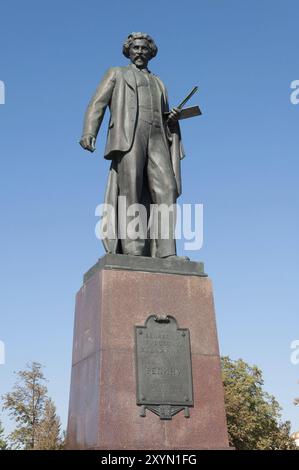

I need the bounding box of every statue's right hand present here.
[79,134,96,153]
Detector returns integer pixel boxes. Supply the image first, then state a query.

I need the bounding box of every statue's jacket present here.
[82,65,185,253]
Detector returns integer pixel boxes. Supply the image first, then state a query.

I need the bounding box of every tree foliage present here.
[221,356,297,450]
[34,398,63,450]
[2,362,63,450]
[0,421,7,450]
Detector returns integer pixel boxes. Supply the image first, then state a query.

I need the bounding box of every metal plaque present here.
[135,315,193,420]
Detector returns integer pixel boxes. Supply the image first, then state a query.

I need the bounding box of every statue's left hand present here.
[168,107,181,122]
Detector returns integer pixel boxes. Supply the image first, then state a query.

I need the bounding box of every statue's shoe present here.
[162,255,190,262]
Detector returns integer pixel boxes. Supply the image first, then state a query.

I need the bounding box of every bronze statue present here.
[80,32,198,259]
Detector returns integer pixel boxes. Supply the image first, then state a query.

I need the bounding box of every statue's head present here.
[123,32,158,69]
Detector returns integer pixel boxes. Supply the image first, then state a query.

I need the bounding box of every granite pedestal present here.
[66,254,230,450]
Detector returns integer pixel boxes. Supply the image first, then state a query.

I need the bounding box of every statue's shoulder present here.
[103,66,128,79]
[151,71,164,81]
[152,73,166,87]
[108,66,124,71]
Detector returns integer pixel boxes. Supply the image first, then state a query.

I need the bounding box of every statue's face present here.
[129,38,151,69]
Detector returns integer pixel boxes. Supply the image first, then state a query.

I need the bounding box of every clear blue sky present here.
[0,0,298,436]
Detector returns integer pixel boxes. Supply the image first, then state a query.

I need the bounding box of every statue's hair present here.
[122,32,158,59]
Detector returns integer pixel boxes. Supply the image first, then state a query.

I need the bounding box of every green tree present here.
[0,420,7,450]
[221,357,296,450]
[2,362,63,450]
[34,398,63,450]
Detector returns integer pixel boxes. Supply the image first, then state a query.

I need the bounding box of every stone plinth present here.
[66,255,230,450]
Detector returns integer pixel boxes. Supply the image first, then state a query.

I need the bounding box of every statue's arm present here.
[80,68,116,152]
[162,84,180,128]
